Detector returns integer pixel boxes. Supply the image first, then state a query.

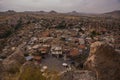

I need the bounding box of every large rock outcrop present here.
[0,48,26,80]
[84,41,120,80]
[3,48,25,71]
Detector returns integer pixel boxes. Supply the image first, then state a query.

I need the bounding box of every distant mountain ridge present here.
[104,10,120,16]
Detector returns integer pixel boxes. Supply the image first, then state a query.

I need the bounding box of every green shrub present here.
[19,66,46,80]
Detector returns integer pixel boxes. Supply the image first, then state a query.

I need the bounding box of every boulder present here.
[84,41,120,80]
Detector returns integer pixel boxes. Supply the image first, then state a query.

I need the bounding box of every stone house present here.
[50,46,62,58]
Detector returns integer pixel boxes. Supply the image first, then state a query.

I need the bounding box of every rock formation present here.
[0,48,26,80]
[84,41,120,80]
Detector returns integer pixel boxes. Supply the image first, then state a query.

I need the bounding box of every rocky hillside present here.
[84,41,120,80]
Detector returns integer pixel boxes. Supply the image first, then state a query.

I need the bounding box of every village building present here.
[32,44,40,49]
[38,47,49,55]
[50,46,62,58]
[69,48,80,57]
[79,38,85,44]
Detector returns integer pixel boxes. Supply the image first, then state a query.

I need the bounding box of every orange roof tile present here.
[70,48,79,56]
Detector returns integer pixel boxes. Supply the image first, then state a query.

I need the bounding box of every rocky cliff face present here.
[84,41,120,80]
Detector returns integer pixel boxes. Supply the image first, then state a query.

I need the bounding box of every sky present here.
[0,0,120,13]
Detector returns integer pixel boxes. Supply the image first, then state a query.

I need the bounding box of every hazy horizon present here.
[0,0,120,13]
